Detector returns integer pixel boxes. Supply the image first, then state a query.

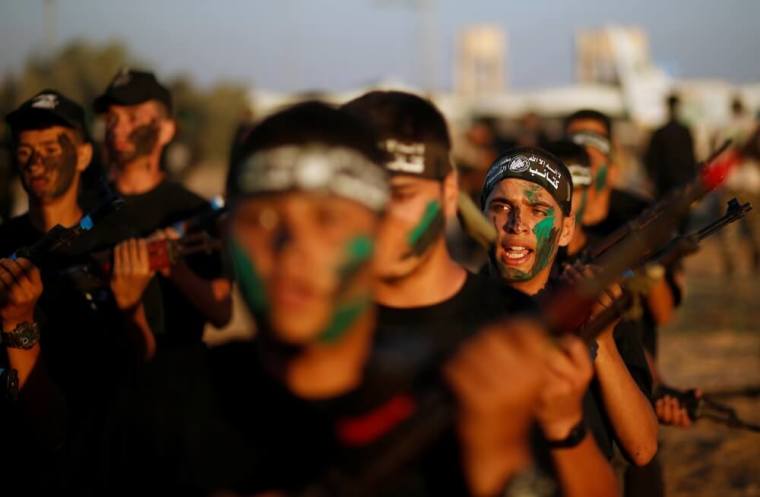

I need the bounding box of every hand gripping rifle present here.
[576,197,752,342]
[293,144,740,497]
[8,190,124,265]
[60,196,227,292]
[654,385,760,433]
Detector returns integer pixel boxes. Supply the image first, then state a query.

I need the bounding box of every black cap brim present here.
[6,107,81,133]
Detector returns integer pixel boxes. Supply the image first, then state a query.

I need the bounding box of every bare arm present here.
[595,329,658,466]
[538,336,620,497]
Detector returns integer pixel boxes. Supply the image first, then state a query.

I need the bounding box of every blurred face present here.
[229,193,378,345]
[485,178,574,283]
[14,126,90,203]
[104,101,172,166]
[373,174,454,281]
[566,118,612,196]
[571,185,590,223]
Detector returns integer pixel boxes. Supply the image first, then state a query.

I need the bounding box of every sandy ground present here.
[657,238,760,497]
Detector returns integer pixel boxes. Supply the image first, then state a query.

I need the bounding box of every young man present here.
[93,68,232,348]
[481,146,657,477]
[0,90,163,492]
[544,141,659,465]
[343,91,617,497]
[110,102,548,497]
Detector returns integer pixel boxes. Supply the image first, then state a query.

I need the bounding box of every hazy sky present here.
[1,0,758,91]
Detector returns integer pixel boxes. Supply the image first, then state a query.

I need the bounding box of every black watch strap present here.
[546,419,586,449]
[1,322,41,349]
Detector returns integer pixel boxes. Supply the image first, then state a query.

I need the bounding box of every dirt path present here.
[657,239,760,497]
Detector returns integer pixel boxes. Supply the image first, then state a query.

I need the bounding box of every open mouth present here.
[500,245,534,266]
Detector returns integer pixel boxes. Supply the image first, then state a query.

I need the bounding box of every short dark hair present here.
[341,90,451,150]
[227,101,386,196]
[564,109,612,138]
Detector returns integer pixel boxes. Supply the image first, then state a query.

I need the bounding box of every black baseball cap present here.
[93,68,172,114]
[6,89,87,135]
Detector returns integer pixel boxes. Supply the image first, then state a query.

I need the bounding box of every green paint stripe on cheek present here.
[229,237,268,313]
[319,297,372,344]
[407,200,443,247]
[531,210,559,274]
[595,164,608,192]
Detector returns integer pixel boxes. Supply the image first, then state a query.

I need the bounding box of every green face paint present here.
[524,186,540,204]
[229,237,268,314]
[405,199,445,258]
[319,297,372,344]
[497,207,559,282]
[575,189,588,223]
[595,164,608,192]
[531,208,560,276]
[318,235,375,344]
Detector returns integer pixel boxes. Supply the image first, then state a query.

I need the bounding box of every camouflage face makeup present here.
[595,163,609,192]
[108,119,160,164]
[19,132,79,200]
[319,235,375,344]
[229,235,268,314]
[404,199,445,259]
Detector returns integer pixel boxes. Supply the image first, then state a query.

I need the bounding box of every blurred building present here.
[455,25,507,96]
[576,26,669,126]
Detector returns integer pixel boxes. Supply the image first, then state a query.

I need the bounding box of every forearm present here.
[6,343,41,390]
[6,341,67,450]
[169,263,232,327]
[595,338,658,465]
[550,434,619,497]
[459,424,533,497]
[124,303,156,360]
[646,279,675,326]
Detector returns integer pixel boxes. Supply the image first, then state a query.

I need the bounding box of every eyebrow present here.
[18,139,61,147]
[525,199,553,209]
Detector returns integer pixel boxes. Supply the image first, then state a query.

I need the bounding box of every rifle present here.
[8,190,124,265]
[585,139,736,265]
[293,142,740,497]
[576,197,752,342]
[60,197,226,291]
[655,385,760,433]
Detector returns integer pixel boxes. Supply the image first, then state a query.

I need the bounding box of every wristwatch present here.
[1,322,41,349]
[546,419,587,449]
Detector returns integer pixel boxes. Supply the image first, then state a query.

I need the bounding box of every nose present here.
[271,224,293,254]
[505,207,528,234]
[23,150,46,171]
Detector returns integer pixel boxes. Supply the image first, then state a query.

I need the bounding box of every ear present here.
[441,170,460,219]
[158,118,176,146]
[557,211,576,247]
[76,142,93,173]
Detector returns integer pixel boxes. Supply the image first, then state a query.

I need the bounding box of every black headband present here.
[480,147,573,215]
[379,138,453,180]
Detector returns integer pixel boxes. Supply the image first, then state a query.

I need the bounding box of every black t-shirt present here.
[114,180,225,347]
[108,274,550,497]
[369,272,547,496]
[0,212,165,492]
[108,341,339,496]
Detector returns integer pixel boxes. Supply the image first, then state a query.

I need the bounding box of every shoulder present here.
[157,181,209,207]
